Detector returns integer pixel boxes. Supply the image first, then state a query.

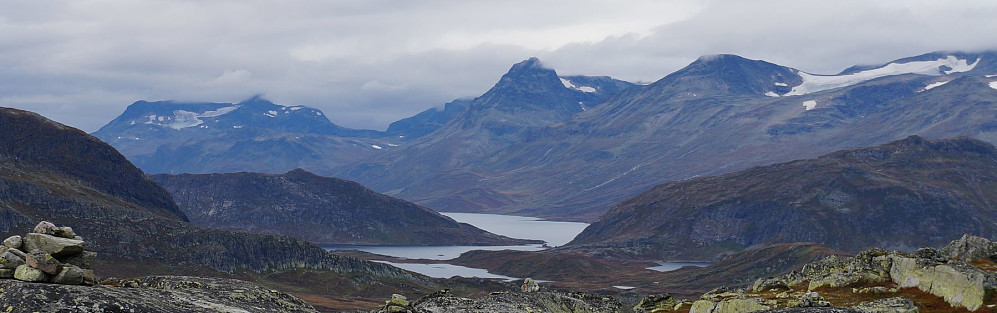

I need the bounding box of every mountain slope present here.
[566,136,997,260]
[340,51,997,222]
[0,106,439,311]
[150,169,537,245]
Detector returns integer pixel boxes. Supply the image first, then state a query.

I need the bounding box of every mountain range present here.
[94,51,997,221]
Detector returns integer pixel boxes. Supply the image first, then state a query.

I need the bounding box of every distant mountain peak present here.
[655,53,801,96]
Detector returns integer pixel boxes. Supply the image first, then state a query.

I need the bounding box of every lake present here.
[324,212,589,279]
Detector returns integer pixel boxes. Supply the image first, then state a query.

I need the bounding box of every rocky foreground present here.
[0,275,317,312]
[370,234,997,313]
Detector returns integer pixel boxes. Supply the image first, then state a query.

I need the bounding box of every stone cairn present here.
[0,221,96,285]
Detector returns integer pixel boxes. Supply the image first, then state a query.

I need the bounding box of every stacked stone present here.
[0,221,96,285]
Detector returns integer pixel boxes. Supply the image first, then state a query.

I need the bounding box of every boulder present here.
[32,221,78,239]
[6,248,26,259]
[3,235,21,249]
[753,277,792,292]
[0,268,12,279]
[691,298,771,313]
[26,251,63,275]
[58,251,96,269]
[50,265,85,285]
[633,293,678,312]
[0,251,25,269]
[942,234,997,262]
[794,292,830,308]
[521,278,539,292]
[21,233,84,257]
[889,255,997,311]
[850,297,917,313]
[13,264,47,282]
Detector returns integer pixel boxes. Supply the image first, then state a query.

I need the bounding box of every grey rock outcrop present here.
[0,275,317,312]
[760,235,997,311]
[395,290,623,313]
[851,297,918,313]
[2,221,96,285]
[942,234,997,262]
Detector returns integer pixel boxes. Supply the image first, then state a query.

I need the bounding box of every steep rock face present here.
[568,136,997,260]
[0,106,423,284]
[150,169,535,245]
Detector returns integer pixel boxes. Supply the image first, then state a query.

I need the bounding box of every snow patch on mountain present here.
[802,100,817,111]
[924,81,950,91]
[990,81,997,90]
[559,78,597,93]
[785,56,980,96]
[764,91,780,97]
[775,82,789,87]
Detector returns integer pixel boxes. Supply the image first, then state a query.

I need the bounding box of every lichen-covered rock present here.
[521,277,539,292]
[51,265,85,285]
[850,297,917,313]
[633,293,678,312]
[13,264,46,282]
[753,277,792,292]
[21,233,84,257]
[59,251,96,269]
[26,251,63,275]
[412,290,622,313]
[32,221,78,239]
[794,292,830,308]
[0,251,25,269]
[712,298,771,313]
[888,255,997,311]
[3,235,21,249]
[942,234,997,262]
[0,275,317,312]
[0,268,13,279]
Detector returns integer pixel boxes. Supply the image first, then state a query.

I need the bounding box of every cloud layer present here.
[2,0,996,132]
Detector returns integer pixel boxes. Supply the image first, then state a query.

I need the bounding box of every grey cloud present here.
[1,0,995,132]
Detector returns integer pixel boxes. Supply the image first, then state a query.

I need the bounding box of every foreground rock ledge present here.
[0,275,316,313]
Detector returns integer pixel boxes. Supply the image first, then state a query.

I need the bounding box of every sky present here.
[2,0,997,132]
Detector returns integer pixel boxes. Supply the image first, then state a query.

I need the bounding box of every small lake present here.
[647,261,711,272]
[324,212,589,280]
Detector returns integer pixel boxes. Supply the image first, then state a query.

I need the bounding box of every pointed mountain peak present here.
[490,57,565,94]
[512,56,543,68]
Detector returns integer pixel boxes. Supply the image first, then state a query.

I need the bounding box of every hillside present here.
[150,170,537,245]
[567,136,997,260]
[0,106,441,311]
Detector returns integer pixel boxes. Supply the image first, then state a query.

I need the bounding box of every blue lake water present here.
[325,213,713,282]
[324,212,590,279]
[647,261,711,272]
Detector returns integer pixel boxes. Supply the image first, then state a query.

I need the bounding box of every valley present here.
[4,49,997,312]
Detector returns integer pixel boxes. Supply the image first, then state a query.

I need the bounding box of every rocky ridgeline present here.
[684,234,997,313]
[0,221,96,285]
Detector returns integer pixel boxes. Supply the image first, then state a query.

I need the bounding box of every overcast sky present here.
[3,0,997,132]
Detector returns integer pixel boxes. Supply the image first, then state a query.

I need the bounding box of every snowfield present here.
[785,55,979,96]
